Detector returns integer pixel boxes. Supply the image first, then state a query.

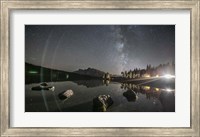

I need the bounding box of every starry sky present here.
[25,25,175,74]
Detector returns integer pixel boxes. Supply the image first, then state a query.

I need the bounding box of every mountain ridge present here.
[73,67,106,78]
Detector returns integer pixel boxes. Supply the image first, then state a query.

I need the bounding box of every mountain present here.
[25,63,101,84]
[74,68,105,78]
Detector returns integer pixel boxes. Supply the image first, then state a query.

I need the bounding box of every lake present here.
[25,80,175,112]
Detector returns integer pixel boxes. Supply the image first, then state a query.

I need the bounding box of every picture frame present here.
[0,0,199,136]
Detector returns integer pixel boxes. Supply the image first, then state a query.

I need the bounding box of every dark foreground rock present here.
[123,89,138,102]
[31,82,55,91]
[93,95,113,112]
[58,89,74,100]
[40,82,48,87]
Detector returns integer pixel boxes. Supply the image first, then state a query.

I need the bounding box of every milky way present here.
[25,25,175,74]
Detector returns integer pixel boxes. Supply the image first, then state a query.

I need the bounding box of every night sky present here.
[25,25,175,74]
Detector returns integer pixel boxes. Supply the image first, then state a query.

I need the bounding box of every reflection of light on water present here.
[128,83,132,89]
[50,86,55,91]
[153,99,156,104]
[122,82,175,93]
[103,80,110,86]
[143,86,150,90]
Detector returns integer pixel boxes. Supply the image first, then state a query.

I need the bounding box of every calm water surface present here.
[25,80,175,112]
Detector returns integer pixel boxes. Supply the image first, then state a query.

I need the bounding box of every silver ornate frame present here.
[0,1,199,136]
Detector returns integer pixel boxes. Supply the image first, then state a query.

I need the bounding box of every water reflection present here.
[26,80,175,112]
[121,83,175,99]
[72,79,111,87]
[103,80,110,86]
[120,82,175,112]
[72,80,104,88]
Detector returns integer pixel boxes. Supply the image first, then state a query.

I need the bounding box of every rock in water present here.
[93,95,113,112]
[58,89,74,100]
[40,82,48,87]
[123,89,138,102]
[31,82,55,91]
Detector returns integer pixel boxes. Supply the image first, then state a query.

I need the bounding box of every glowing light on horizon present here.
[163,74,175,79]
[166,88,173,92]
[145,75,150,78]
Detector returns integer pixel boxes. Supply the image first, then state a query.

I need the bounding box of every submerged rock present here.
[123,90,138,102]
[31,82,55,91]
[40,82,48,87]
[93,95,113,112]
[58,89,74,100]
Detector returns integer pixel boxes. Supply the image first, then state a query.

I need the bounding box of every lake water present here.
[25,80,175,112]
